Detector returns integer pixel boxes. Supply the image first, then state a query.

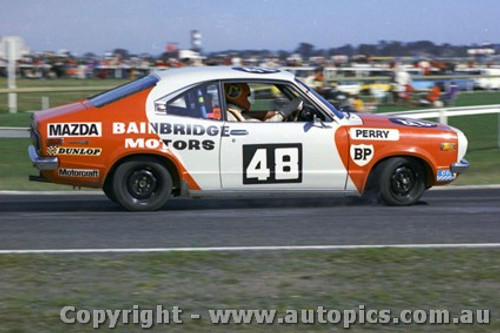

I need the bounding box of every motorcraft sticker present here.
[58,168,99,178]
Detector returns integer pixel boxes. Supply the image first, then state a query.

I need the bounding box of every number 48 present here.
[243,144,302,184]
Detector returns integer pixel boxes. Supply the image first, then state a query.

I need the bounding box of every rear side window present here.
[156,82,222,120]
[89,75,159,107]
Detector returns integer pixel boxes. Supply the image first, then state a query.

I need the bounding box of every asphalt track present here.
[0,188,499,251]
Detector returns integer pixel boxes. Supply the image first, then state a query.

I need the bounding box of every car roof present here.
[152,66,296,94]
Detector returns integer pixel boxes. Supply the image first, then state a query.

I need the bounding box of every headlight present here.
[440,143,457,151]
[30,126,41,152]
[30,115,41,152]
[451,127,468,162]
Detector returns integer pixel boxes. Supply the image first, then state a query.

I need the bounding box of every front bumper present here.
[28,145,58,170]
[451,159,469,174]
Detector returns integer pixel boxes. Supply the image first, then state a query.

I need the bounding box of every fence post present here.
[6,38,17,113]
[41,96,50,110]
[439,108,448,125]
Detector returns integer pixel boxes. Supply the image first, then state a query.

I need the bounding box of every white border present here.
[1,243,500,255]
[1,184,500,196]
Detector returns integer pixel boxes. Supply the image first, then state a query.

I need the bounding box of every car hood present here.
[354,112,452,131]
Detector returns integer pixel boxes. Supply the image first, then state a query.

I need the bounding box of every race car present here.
[28,66,469,211]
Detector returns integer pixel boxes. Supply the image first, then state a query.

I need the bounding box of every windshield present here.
[89,74,159,108]
[295,78,344,119]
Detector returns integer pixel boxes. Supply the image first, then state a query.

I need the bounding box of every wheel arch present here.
[103,153,182,196]
[364,153,434,194]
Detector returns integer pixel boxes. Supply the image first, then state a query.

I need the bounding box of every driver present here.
[224,83,285,122]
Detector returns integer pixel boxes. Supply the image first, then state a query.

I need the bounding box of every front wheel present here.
[377,157,426,206]
[112,157,173,211]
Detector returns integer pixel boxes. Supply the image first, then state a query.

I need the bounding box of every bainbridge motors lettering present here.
[48,123,102,138]
[114,122,232,151]
[349,128,399,141]
[112,122,229,137]
[125,138,215,151]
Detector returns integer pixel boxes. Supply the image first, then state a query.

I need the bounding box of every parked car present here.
[29,66,469,211]
[475,68,500,90]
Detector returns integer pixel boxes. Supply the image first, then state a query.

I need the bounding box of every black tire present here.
[377,157,426,206]
[112,157,173,211]
[102,180,117,203]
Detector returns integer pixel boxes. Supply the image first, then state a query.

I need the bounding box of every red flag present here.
[166,43,177,52]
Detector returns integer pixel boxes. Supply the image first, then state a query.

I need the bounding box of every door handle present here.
[230,129,248,136]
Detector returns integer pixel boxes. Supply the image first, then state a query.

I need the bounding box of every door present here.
[148,81,224,191]
[220,121,347,191]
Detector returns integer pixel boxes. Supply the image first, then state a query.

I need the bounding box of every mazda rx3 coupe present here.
[28,66,469,211]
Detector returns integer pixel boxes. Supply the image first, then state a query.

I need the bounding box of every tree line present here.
[84,40,497,62]
[206,40,498,60]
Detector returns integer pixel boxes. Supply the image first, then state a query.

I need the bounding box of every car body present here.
[28,66,469,211]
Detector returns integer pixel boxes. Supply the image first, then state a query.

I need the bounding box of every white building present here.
[0,36,30,63]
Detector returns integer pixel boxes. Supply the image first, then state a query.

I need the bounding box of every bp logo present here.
[350,144,374,167]
[225,84,242,99]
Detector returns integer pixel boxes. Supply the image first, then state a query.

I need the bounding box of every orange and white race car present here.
[28,66,469,211]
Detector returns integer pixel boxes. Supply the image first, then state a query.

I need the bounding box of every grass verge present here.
[0,111,32,127]
[374,90,500,113]
[0,249,498,332]
[0,77,127,127]
[0,138,74,190]
[448,114,500,184]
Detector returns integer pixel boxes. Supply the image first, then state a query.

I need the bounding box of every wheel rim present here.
[127,169,158,200]
[390,165,417,197]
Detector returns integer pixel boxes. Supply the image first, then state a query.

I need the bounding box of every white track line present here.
[430,184,500,190]
[1,185,500,196]
[0,190,103,195]
[1,243,500,255]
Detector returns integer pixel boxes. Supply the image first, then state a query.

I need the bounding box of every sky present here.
[1,0,499,56]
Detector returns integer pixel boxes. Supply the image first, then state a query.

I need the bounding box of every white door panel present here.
[148,114,222,190]
[220,122,347,190]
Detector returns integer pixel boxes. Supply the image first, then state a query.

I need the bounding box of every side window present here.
[162,82,222,120]
[223,81,329,123]
[224,81,308,123]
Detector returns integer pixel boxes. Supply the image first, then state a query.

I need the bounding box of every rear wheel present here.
[112,157,173,211]
[376,157,426,206]
[102,180,116,203]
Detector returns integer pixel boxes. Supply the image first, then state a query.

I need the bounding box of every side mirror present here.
[155,102,166,113]
[313,114,323,126]
[313,114,330,128]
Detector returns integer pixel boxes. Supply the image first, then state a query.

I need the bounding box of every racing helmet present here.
[225,83,251,110]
